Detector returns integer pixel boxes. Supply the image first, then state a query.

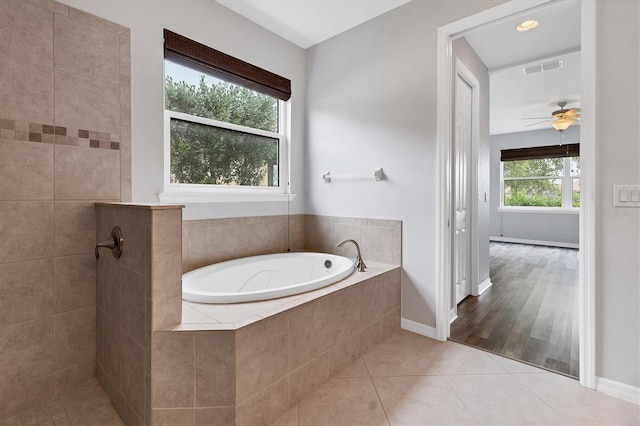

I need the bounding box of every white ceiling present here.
[216,0,582,135]
[215,0,412,49]
[464,0,581,134]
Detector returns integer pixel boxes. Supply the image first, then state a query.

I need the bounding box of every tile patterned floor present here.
[271,330,640,426]
[4,330,638,425]
[3,379,124,426]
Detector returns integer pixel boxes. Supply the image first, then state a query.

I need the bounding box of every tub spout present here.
[336,239,366,272]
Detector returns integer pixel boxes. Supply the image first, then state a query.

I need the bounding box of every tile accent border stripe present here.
[0,118,120,150]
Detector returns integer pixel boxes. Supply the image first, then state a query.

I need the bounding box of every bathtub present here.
[182,252,355,304]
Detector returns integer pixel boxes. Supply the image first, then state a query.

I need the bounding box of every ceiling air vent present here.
[523,59,564,75]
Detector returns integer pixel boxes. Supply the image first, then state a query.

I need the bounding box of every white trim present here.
[499,206,580,215]
[449,308,458,324]
[401,318,437,340]
[596,377,640,405]
[435,22,452,342]
[579,0,597,390]
[455,58,482,304]
[436,0,596,388]
[490,236,579,249]
[477,277,492,295]
[158,191,296,203]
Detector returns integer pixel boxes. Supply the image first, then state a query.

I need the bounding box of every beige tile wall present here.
[304,215,402,265]
[182,215,305,273]
[96,204,183,426]
[0,0,130,417]
[182,214,401,274]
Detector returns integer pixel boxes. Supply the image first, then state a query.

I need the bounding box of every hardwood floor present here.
[450,242,579,378]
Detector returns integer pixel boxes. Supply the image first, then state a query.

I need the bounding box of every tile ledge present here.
[168,262,400,332]
[95,202,185,210]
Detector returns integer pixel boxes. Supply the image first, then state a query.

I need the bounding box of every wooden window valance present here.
[164,29,291,101]
[501,143,580,162]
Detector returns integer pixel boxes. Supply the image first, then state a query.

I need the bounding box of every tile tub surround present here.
[182,214,401,274]
[96,203,184,426]
[182,215,305,273]
[0,0,131,417]
[304,215,402,265]
[152,265,401,425]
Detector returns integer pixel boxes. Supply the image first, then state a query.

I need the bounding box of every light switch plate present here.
[613,185,640,207]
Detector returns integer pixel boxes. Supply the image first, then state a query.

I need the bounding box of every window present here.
[161,30,291,200]
[501,144,580,210]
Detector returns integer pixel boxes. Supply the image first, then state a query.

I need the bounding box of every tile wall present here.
[96,203,183,425]
[182,214,401,274]
[0,0,130,417]
[182,215,305,273]
[304,215,402,265]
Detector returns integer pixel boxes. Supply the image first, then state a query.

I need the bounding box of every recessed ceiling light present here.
[516,20,539,32]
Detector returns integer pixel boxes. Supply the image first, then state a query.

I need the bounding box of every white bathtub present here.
[182,252,355,304]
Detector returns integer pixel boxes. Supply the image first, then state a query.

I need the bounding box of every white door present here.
[454,74,472,304]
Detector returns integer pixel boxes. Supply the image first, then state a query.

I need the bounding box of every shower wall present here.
[96,203,183,425]
[0,0,130,416]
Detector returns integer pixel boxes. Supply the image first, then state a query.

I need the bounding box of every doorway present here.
[435,0,596,388]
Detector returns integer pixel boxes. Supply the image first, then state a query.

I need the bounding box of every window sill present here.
[499,207,579,214]
[158,191,296,204]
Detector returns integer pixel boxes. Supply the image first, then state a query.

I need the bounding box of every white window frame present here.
[159,87,291,204]
[500,156,580,213]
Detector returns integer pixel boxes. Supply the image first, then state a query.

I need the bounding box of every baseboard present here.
[449,308,457,324]
[477,277,492,295]
[490,236,579,249]
[401,318,438,340]
[596,376,640,405]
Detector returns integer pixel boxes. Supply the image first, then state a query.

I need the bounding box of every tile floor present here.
[271,330,640,426]
[5,330,639,425]
[3,379,124,426]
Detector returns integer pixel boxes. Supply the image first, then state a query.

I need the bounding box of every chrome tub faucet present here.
[336,239,366,272]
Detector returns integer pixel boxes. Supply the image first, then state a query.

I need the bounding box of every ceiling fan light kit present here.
[522,101,581,131]
[551,117,574,131]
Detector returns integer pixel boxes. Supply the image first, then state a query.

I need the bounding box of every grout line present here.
[439,372,483,425]
[513,372,573,425]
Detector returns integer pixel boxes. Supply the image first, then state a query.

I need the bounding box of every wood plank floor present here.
[450,242,579,378]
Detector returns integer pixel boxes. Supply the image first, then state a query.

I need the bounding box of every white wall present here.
[453,37,491,288]
[57,0,307,220]
[305,0,504,328]
[594,0,640,389]
[490,127,580,245]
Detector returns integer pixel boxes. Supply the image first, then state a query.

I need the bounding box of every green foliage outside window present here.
[165,74,279,187]
[503,158,564,178]
[572,178,580,208]
[503,157,580,208]
[504,179,562,207]
[503,158,563,207]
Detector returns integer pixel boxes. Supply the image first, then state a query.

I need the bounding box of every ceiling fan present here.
[522,101,581,131]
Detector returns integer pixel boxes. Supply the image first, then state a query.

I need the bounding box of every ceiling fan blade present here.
[524,120,550,127]
[521,117,552,120]
[565,108,581,118]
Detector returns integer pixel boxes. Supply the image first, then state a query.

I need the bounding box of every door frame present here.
[434,0,596,389]
[451,58,480,319]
